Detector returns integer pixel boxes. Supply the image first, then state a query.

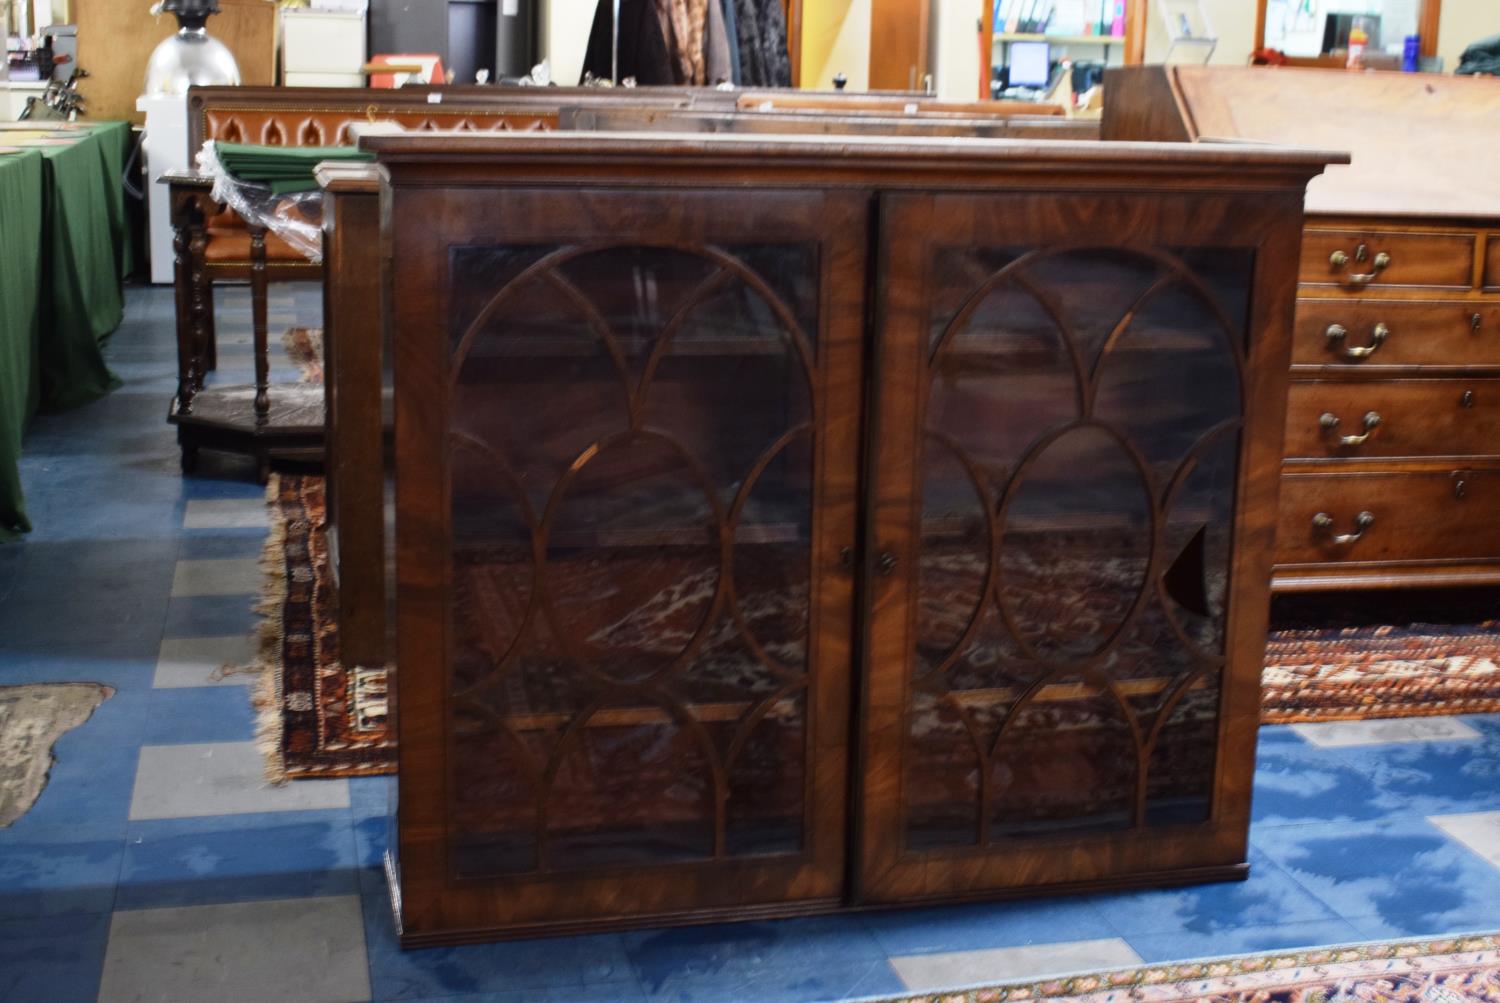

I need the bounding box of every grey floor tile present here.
[97,895,370,1003]
[183,498,269,530]
[170,558,262,598]
[153,635,258,688]
[129,742,348,820]
[1290,717,1481,748]
[1430,810,1500,869]
[889,937,1141,992]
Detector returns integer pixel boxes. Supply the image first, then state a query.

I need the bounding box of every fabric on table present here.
[38,126,124,412]
[582,0,678,85]
[0,151,43,539]
[213,142,373,195]
[85,121,135,281]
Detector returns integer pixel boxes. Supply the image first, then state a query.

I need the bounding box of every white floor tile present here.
[153,635,257,688]
[98,896,370,1003]
[183,499,268,531]
[129,742,348,820]
[1430,811,1500,869]
[1290,717,1481,748]
[170,558,262,598]
[890,938,1141,992]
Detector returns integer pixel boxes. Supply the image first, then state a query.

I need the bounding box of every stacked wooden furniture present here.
[1104,67,1500,591]
[167,85,701,478]
[362,128,1334,942]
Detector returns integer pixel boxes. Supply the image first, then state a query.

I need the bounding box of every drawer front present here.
[1300,230,1474,290]
[1285,379,1500,459]
[1293,300,1500,368]
[1276,468,1500,566]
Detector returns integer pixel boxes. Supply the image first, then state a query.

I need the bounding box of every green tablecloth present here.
[39,123,126,411]
[215,141,373,194]
[0,121,132,540]
[0,150,43,539]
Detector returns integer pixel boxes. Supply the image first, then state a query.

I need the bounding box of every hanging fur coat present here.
[732,0,792,87]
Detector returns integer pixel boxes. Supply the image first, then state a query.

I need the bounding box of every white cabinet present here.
[281,9,367,86]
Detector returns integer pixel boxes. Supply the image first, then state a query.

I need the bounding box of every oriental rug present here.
[864,933,1500,1003]
[1263,590,1500,723]
[0,682,113,825]
[253,473,393,781]
[253,469,1500,780]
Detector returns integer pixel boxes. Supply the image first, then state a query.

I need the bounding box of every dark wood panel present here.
[1485,235,1500,291]
[1292,299,1500,371]
[319,163,386,670]
[857,188,1307,903]
[1285,379,1500,460]
[1299,229,1475,291]
[1276,467,1500,567]
[389,181,868,940]
[373,130,1332,942]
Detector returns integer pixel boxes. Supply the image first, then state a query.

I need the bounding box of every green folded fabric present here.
[214,141,374,194]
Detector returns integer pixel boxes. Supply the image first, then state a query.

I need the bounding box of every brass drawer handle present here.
[876,551,898,576]
[1328,246,1390,285]
[1325,322,1389,359]
[1319,410,1381,446]
[1312,510,1374,545]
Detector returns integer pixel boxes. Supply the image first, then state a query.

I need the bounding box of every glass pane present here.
[905,245,1252,846]
[447,243,818,877]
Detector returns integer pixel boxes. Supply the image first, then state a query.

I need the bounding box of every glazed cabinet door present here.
[390,187,867,940]
[857,192,1302,902]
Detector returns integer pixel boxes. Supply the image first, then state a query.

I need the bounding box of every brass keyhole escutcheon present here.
[1462,390,1476,408]
[1473,313,1483,333]
[1454,471,1471,500]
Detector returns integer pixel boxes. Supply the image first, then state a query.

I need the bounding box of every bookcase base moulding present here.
[367,130,1338,944]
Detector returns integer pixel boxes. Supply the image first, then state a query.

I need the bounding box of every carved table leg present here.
[187,207,211,393]
[170,193,200,417]
[250,224,270,427]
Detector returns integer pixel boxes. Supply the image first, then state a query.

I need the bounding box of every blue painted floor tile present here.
[118,809,358,910]
[361,886,641,1001]
[0,828,123,919]
[1126,917,1365,964]
[162,594,259,639]
[861,897,1115,957]
[139,685,257,745]
[1091,850,1339,938]
[1255,815,1500,938]
[0,912,110,1003]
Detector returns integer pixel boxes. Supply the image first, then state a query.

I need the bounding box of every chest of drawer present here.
[1300,229,1475,290]
[1285,379,1500,459]
[1276,468,1500,566]
[1293,300,1500,368]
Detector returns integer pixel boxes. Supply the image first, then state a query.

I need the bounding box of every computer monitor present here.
[1008,41,1051,89]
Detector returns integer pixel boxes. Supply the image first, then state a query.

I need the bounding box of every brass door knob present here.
[1312,510,1374,544]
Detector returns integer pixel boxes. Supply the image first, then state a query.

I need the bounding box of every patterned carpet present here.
[865,933,1500,1002]
[252,467,1500,778]
[1264,590,1500,723]
[253,474,392,781]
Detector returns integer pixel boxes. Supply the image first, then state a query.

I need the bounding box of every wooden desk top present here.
[1104,66,1500,220]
